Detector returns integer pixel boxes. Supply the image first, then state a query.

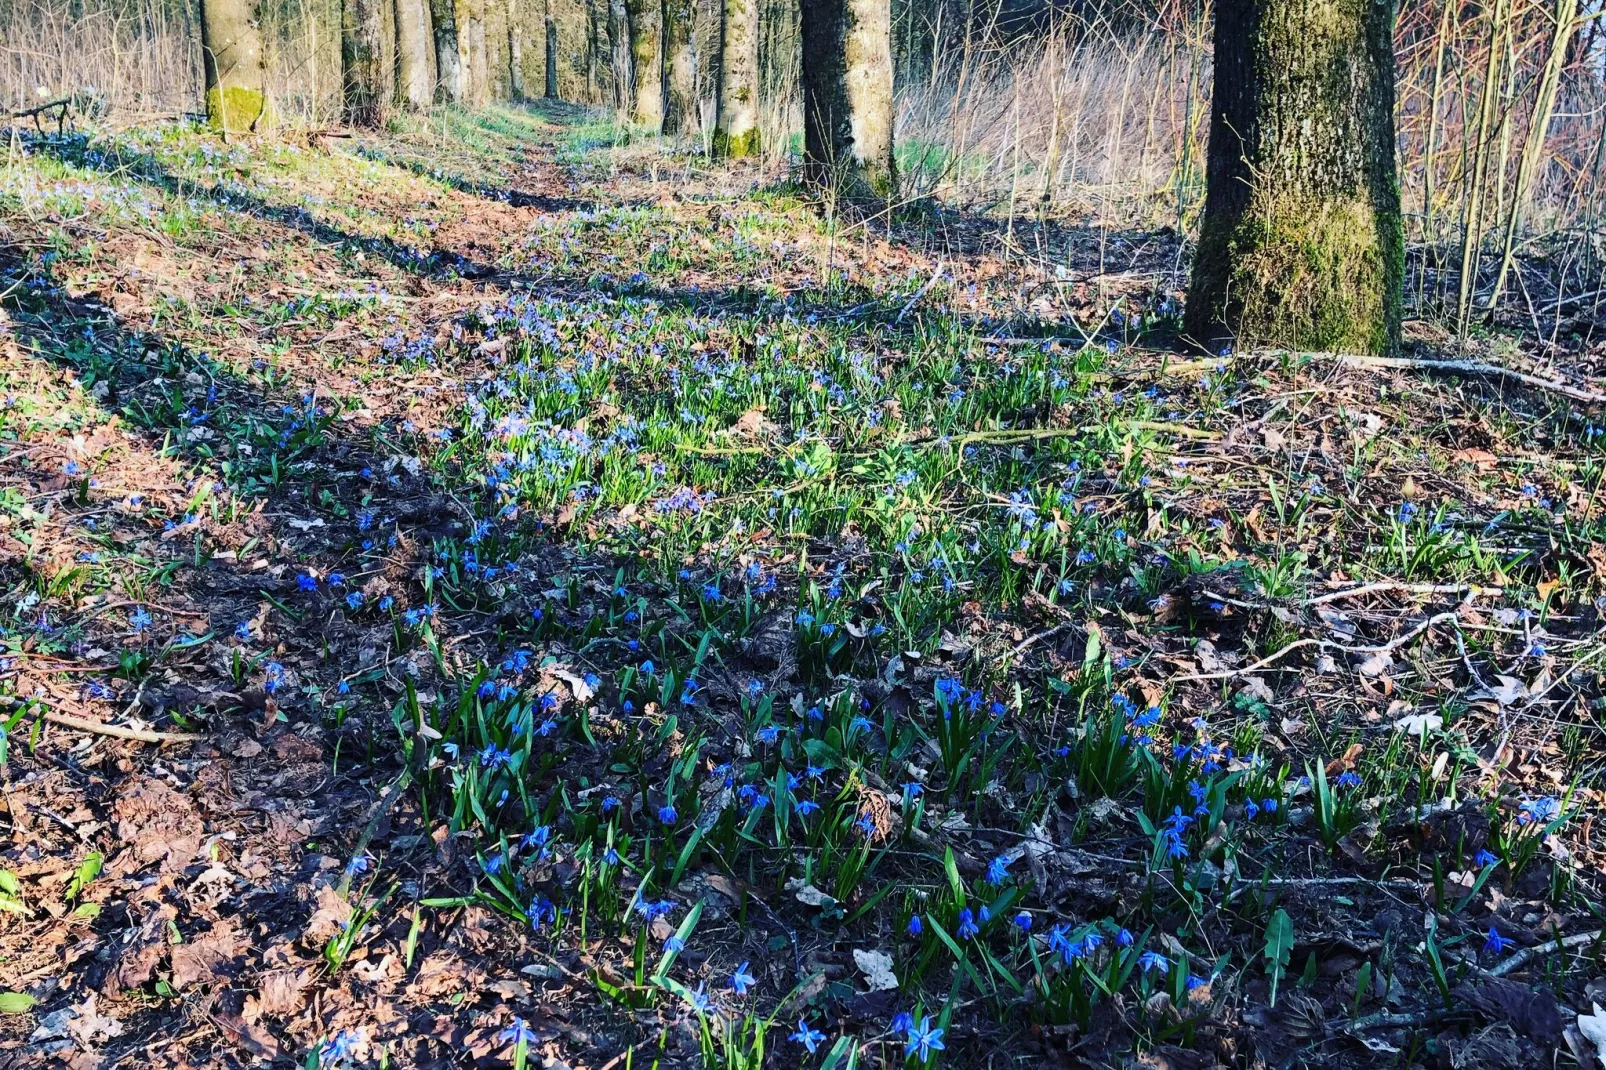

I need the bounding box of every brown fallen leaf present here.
[170,921,243,989]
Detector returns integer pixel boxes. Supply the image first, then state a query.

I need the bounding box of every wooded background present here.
[4,0,1606,277]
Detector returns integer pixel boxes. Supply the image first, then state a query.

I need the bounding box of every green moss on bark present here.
[711,127,761,159]
[1194,192,1402,353]
[205,86,266,134]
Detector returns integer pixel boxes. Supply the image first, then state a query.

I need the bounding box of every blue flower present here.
[298,573,317,592]
[986,855,1010,885]
[1335,770,1362,789]
[904,1016,945,1063]
[1518,796,1561,824]
[907,914,923,937]
[684,982,712,1014]
[891,1011,914,1035]
[498,1017,539,1047]
[128,607,153,632]
[234,620,252,641]
[658,804,677,824]
[1473,848,1499,868]
[1484,927,1516,955]
[1116,927,1134,947]
[731,961,756,995]
[789,1019,826,1053]
[956,908,979,940]
[664,935,685,952]
[1139,951,1170,974]
[320,1030,361,1063]
[1013,911,1033,932]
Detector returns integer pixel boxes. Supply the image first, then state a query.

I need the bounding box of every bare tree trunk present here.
[586,0,600,101]
[545,0,559,98]
[509,0,526,98]
[395,0,435,109]
[344,0,395,126]
[1185,0,1403,354]
[799,0,894,193]
[609,0,634,113]
[200,0,267,133]
[714,0,759,156]
[662,0,695,134]
[459,0,489,105]
[627,0,663,126]
[431,0,463,100]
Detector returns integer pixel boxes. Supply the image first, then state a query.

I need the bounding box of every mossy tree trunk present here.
[395,0,436,109]
[1184,0,1404,355]
[626,0,663,126]
[200,0,267,134]
[430,0,463,101]
[343,0,395,127]
[799,0,895,195]
[661,0,695,134]
[714,0,759,156]
[544,0,559,98]
[607,0,634,113]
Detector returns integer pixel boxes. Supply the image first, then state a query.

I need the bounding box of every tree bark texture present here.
[458,0,490,105]
[626,0,663,126]
[343,0,395,127]
[607,0,634,113]
[200,0,267,133]
[1184,0,1404,354]
[799,0,895,194]
[395,0,436,109]
[430,0,463,100]
[509,0,527,98]
[545,6,560,98]
[714,0,759,156]
[661,0,695,134]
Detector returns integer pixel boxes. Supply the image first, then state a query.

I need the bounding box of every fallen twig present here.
[1174,612,1460,682]
[40,709,200,744]
[1280,349,1606,405]
[1488,929,1603,976]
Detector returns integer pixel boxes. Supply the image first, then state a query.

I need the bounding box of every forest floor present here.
[1,101,1605,1070]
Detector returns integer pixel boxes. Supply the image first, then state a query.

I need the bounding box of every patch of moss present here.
[711,127,761,160]
[205,85,266,135]
[1192,191,1402,355]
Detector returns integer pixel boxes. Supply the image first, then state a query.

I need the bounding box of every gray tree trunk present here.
[627,0,663,126]
[544,4,559,98]
[609,0,634,114]
[1184,0,1404,354]
[661,0,695,135]
[343,0,395,127]
[714,0,759,156]
[430,0,463,100]
[509,0,526,99]
[799,0,894,193]
[200,0,267,133]
[395,0,436,109]
[457,0,490,106]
